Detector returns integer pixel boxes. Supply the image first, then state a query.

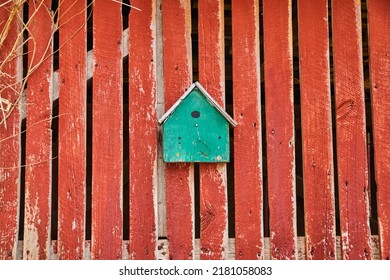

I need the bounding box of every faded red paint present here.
[91,0,123,260]
[129,0,158,260]
[232,0,263,260]
[0,5,21,260]
[367,0,390,260]
[23,0,52,260]
[332,0,372,260]
[263,0,297,260]
[298,0,336,259]
[198,0,228,260]
[58,0,86,260]
[162,0,194,260]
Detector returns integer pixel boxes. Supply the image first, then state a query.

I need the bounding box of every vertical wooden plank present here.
[332,0,372,260]
[58,0,87,260]
[263,0,297,260]
[23,0,53,260]
[156,0,167,239]
[231,0,263,259]
[0,4,21,260]
[198,0,228,260]
[162,0,194,260]
[92,0,123,260]
[298,0,336,259]
[367,0,390,260]
[128,0,158,259]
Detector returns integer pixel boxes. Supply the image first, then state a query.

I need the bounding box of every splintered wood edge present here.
[15,236,380,260]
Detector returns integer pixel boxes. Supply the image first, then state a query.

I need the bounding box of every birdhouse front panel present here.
[162,88,230,162]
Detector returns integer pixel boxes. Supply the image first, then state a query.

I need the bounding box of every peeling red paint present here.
[23,0,52,260]
[232,0,263,260]
[367,0,390,260]
[91,0,123,260]
[263,0,297,260]
[298,0,336,260]
[198,0,228,260]
[58,0,87,260]
[332,0,372,260]
[129,0,158,260]
[0,4,21,260]
[162,0,194,260]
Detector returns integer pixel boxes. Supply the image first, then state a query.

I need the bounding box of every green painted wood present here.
[162,88,230,162]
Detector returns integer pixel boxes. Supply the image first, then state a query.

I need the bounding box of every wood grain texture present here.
[91,0,123,260]
[128,0,158,260]
[0,4,21,260]
[231,0,263,259]
[198,0,228,259]
[367,0,390,260]
[332,0,371,260]
[58,0,87,260]
[23,0,53,260]
[162,0,194,260]
[298,0,336,259]
[263,0,297,260]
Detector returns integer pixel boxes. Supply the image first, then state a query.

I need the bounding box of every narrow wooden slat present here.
[0,4,21,260]
[367,0,390,260]
[156,0,167,239]
[332,0,371,259]
[58,0,87,260]
[128,0,158,259]
[162,0,194,260]
[23,0,53,260]
[298,0,336,259]
[198,0,228,260]
[231,0,263,259]
[263,0,296,260]
[91,0,123,260]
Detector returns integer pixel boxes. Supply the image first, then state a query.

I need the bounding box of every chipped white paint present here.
[23,189,42,259]
[52,71,59,100]
[189,163,195,259]
[122,28,129,57]
[152,141,159,257]
[0,170,8,182]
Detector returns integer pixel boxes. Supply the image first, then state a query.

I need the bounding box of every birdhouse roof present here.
[158,82,237,127]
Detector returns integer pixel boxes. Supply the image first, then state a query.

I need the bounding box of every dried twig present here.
[0,0,88,128]
[111,0,142,11]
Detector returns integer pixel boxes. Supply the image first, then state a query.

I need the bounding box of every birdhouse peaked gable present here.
[158,82,237,163]
[158,82,237,127]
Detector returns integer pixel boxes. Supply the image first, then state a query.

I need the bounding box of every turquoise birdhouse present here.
[158,82,237,163]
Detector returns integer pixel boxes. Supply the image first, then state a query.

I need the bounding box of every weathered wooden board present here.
[367,0,390,260]
[298,0,336,259]
[332,0,372,259]
[162,0,194,259]
[198,0,228,260]
[23,0,53,260]
[58,0,87,260]
[128,0,158,260]
[231,0,263,259]
[91,0,123,260]
[0,4,22,260]
[263,0,297,260]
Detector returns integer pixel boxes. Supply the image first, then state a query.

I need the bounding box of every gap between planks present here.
[15,236,380,260]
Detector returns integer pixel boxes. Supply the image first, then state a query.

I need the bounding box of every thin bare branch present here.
[111,0,142,11]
